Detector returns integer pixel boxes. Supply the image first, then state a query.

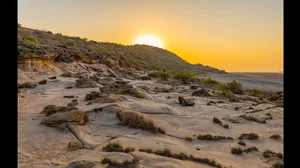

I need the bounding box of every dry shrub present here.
[238,133,259,140]
[117,110,165,134]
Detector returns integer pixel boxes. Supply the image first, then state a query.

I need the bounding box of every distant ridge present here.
[18,26,227,74]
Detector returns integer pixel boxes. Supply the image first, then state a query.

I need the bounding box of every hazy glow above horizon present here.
[133,35,164,48]
[18,0,283,72]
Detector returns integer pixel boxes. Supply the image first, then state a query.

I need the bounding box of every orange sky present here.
[18,0,283,72]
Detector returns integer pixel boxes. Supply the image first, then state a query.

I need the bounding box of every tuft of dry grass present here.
[101,158,138,168]
[238,133,259,140]
[102,142,124,152]
[262,150,283,159]
[124,147,135,153]
[139,148,223,168]
[117,110,165,134]
[238,140,246,146]
[271,162,284,168]
[266,113,272,117]
[270,134,281,140]
[231,147,243,154]
[185,137,193,141]
[139,148,153,153]
[102,142,135,153]
[83,112,89,123]
[243,146,258,153]
[197,134,233,140]
[213,117,230,129]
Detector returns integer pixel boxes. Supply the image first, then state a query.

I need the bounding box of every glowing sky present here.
[18,0,283,72]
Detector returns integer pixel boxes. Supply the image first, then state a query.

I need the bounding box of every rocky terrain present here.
[18,26,283,168]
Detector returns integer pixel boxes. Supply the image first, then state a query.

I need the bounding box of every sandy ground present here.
[18,65,283,168]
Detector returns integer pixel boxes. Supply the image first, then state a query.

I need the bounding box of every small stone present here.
[48,76,57,79]
[64,95,75,98]
[39,79,47,85]
[68,139,83,150]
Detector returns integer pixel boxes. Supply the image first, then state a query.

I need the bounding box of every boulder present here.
[153,87,170,93]
[38,79,47,85]
[41,110,85,127]
[100,82,144,98]
[41,105,78,116]
[178,96,195,106]
[192,88,211,97]
[267,92,283,101]
[190,85,199,90]
[93,94,127,103]
[75,77,98,88]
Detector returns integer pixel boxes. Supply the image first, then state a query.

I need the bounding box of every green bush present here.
[108,72,116,77]
[173,71,195,82]
[214,80,242,97]
[201,77,219,85]
[159,72,169,81]
[147,71,169,80]
[23,36,38,48]
[57,35,74,46]
[104,59,112,68]
[247,88,262,97]
[226,80,242,93]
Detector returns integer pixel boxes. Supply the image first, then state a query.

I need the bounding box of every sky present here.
[18,0,283,72]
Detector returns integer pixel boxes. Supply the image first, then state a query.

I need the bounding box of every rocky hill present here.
[18,26,226,74]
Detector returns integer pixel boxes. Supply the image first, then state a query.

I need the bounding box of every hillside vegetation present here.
[18,26,226,74]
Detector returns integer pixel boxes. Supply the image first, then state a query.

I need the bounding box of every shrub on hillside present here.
[159,72,169,81]
[23,36,38,48]
[104,59,112,68]
[197,77,219,87]
[247,88,262,97]
[173,71,195,83]
[226,80,243,94]
[148,71,169,80]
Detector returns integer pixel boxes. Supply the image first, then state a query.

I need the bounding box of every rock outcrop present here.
[41,110,86,127]
[178,96,195,106]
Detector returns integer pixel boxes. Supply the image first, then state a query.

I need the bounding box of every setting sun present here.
[133,35,164,48]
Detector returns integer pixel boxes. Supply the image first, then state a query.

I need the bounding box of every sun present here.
[133,35,164,48]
